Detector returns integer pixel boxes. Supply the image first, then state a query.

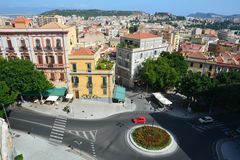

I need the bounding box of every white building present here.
[116,32,168,87]
[0,118,16,160]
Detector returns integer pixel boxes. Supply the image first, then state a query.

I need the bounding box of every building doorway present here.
[75,91,79,99]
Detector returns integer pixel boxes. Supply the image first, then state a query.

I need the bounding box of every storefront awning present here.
[113,85,126,101]
[46,96,59,102]
[152,92,172,105]
[23,87,67,97]
[65,94,73,99]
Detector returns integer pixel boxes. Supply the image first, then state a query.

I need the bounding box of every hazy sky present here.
[1,0,240,15]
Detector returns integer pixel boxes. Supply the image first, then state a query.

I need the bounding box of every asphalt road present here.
[8,107,240,160]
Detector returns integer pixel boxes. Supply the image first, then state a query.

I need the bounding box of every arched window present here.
[35,39,41,48]
[46,39,51,48]
[56,39,61,48]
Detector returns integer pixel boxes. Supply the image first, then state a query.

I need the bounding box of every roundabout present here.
[127,124,178,157]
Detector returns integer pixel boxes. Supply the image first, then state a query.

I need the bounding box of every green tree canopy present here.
[0,58,53,96]
[216,71,240,85]
[139,57,179,90]
[0,81,18,106]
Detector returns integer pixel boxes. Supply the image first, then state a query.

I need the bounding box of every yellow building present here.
[69,47,115,101]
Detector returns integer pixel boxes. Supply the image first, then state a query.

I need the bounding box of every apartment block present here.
[69,47,115,102]
[116,32,168,87]
[0,21,77,88]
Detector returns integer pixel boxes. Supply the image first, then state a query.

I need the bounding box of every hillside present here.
[188,12,240,19]
[40,9,144,18]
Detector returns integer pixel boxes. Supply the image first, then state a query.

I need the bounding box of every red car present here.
[132,116,147,124]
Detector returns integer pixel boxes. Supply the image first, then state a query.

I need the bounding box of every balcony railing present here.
[86,83,93,88]
[44,46,53,52]
[5,47,15,52]
[19,46,28,52]
[54,47,63,52]
[48,64,54,68]
[34,47,42,52]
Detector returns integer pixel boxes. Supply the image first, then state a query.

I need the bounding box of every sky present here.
[1,0,240,15]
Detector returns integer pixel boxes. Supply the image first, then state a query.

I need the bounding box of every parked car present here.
[236,127,240,134]
[198,116,214,124]
[132,116,147,124]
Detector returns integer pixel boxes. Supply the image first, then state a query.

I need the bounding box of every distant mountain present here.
[188,12,223,18]
[188,12,240,19]
[41,9,145,18]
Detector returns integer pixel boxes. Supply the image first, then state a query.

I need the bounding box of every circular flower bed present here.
[132,126,171,150]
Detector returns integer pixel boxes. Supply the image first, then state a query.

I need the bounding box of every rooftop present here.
[71,48,96,55]
[40,22,68,29]
[123,32,159,40]
[187,52,209,60]
[11,16,32,24]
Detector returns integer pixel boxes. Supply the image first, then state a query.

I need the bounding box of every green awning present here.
[113,85,126,101]
[23,87,67,97]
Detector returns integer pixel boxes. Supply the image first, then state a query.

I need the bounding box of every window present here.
[140,53,143,58]
[209,65,213,71]
[60,73,65,81]
[7,38,13,50]
[35,39,41,48]
[87,63,91,72]
[190,62,193,67]
[72,63,77,72]
[71,76,79,84]
[46,56,54,64]
[102,77,107,88]
[88,76,92,85]
[20,39,26,48]
[58,56,63,64]
[46,39,51,48]
[38,55,43,64]
[154,50,157,55]
[199,64,203,68]
[56,39,61,48]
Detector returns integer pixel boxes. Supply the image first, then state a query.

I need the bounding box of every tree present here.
[139,57,179,90]
[216,71,240,85]
[0,58,53,98]
[0,81,18,118]
[177,71,215,104]
[161,52,188,77]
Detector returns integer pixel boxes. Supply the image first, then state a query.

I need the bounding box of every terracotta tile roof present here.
[215,52,239,65]
[40,22,68,29]
[123,32,159,40]
[12,16,32,24]
[187,52,209,60]
[71,48,95,55]
[180,42,204,52]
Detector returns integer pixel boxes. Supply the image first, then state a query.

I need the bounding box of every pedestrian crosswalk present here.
[186,120,240,138]
[68,130,97,142]
[186,121,225,133]
[49,115,67,143]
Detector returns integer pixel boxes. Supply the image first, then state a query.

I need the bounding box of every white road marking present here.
[51,132,64,137]
[52,129,65,133]
[83,131,88,140]
[50,135,63,140]
[54,123,66,128]
[54,121,67,125]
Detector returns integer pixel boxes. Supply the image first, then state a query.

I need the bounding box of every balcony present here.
[19,46,28,52]
[34,47,42,52]
[44,46,53,52]
[54,47,63,52]
[86,83,93,88]
[48,64,54,68]
[5,47,15,52]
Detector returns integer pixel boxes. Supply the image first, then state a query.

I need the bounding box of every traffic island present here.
[127,125,178,157]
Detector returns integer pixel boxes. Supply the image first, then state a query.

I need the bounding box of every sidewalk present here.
[216,138,240,160]
[12,130,93,160]
[21,98,136,120]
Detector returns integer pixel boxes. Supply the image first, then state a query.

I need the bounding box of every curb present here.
[126,124,178,157]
